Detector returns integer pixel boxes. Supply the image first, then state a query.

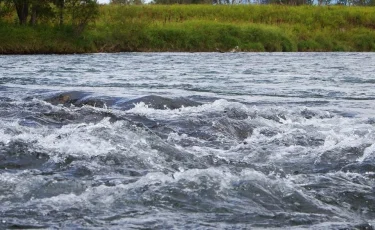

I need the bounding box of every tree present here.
[152,0,210,4]
[65,0,99,34]
[54,0,64,26]
[0,0,13,20]
[9,0,54,25]
[29,0,54,25]
[110,0,144,4]
[259,0,313,4]
[13,0,29,25]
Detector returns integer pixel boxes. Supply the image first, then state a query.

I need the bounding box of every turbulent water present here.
[0,53,375,229]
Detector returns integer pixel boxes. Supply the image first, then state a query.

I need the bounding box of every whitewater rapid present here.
[0,53,374,229]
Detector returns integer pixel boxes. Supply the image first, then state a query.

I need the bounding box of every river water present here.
[0,53,374,229]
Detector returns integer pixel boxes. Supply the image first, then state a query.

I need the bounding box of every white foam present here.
[126,99,249,120]
[357,143,375,163]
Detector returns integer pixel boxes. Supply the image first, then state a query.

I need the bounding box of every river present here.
[0,53,374,229]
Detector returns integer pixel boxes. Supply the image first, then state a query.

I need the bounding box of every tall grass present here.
[98,5,375,29]
[1,5,375,53]
[93,20,296,52]
[0,22,96,54]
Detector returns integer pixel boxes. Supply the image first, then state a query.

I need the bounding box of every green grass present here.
[0,22,96,54]
[98,5,375,29]
[2,4,375,53]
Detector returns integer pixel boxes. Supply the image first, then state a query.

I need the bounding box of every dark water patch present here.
[22,113,75,127]
[352,223,375,230]
[330,110,358,118]
[335,190,375,217]
[242,69,264,75]
[125,114,176,140]
[212,117,253,141]
[1,207,95,229]
[300,108,334,119]
[187,95,221,104]
[223,107,248,120]
[341,76,375,84]
[0,96,12,102]
[0,77,40,85]
[366,118,375,125]
[163,111,255,149]
[5,223,48,229]
[299,172,375,217]
[258,127,279,137]
[28,179,89,199]
[341,162,375,175]
[341,97,375,101]
[0,140,49,170]
[148,139,209,171]
[258,110,287,123]
[0,98,18,118]
[315,144,372,173]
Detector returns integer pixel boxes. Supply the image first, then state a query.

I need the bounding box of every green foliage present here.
[0,1,12,20]
[13,0,29,25]
[2,5,375,53]
[66,0,99,34]
[0,0,99,29]
[110,0,144,5]
[90,5,375,52]
[352,29,375,51]
[29,0,55,25]
[95,5,375,31]
[0,22,95,53]
[152,0,211,5]
[261,0,314,5]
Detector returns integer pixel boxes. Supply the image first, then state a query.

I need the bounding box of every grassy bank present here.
[1,5,375,53]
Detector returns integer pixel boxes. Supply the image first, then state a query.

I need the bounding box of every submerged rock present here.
[117,95,202,110]
[44,91,110,108]
[45,91,89,106]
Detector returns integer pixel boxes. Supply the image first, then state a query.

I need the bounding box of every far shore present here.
[1,5,375,54]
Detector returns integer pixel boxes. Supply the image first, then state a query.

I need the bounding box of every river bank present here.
[1,5,375,53]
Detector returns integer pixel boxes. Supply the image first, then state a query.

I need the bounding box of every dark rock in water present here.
[117,95,202,110]
[45,93,200,110]
[45,91,90,106]
[44,91,110,108]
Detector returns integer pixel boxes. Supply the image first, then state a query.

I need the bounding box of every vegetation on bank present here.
[1,4,375,53]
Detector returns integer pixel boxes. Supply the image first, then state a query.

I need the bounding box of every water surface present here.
[0,53,374,229]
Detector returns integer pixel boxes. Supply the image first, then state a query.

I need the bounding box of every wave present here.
[0,92,375,228]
